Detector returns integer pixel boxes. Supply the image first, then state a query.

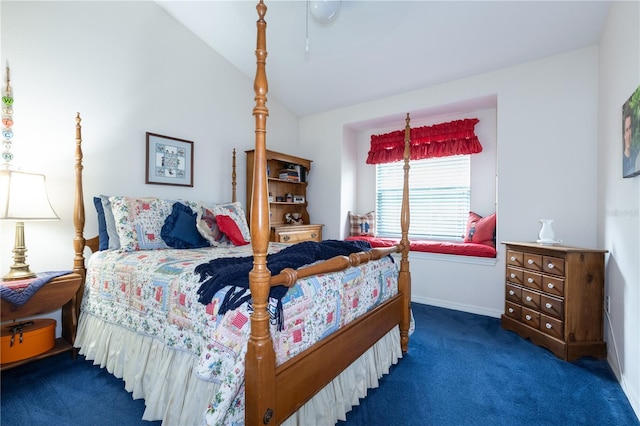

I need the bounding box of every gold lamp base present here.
[2,221,37,281]
[3,264,36,281]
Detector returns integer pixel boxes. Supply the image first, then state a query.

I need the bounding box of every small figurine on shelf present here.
[284,212,303,225]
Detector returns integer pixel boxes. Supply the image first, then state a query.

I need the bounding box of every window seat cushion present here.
[345,236,497,258]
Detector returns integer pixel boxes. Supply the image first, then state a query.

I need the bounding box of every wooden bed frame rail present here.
[71,2,411,424]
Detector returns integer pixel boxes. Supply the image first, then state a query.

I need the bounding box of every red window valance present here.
[366,118,482,164]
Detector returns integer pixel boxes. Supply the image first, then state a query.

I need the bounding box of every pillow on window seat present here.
[345,236,497,258]
[348,211,375,237]
[464,211,496,247]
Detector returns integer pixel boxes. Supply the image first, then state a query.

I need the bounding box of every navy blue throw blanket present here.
[195,239,372,329]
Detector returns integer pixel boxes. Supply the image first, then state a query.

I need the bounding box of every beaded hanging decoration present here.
[2,63,14,169]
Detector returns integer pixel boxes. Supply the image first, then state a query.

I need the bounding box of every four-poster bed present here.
[71,1,412,424]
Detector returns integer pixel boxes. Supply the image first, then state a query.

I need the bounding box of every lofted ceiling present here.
[156,1,611,117]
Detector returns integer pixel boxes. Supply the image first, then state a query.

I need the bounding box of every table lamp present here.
[0,169,59,280]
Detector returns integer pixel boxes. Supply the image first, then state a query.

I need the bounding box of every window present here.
[376,155,470,240]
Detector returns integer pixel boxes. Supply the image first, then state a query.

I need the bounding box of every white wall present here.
[299,46,600,318]
[0,1,298,330]
[597,0,640,418]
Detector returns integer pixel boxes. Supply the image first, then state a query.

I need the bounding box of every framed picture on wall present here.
[145,132,194,187]
[622,85,640,178]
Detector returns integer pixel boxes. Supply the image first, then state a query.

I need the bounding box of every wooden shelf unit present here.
[246,149,323,243]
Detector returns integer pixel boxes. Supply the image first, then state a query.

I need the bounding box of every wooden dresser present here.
[501,242,607,361]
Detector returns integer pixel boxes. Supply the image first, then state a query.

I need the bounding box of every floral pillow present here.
[109,196,176,251]
[211,201,252,244]
[348,211,375,237]
[196,204,231,246]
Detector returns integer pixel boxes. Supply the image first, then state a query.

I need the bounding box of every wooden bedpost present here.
[399,113,412,352]
[73,112,86,281]
[246,1,276,425]
[71,112,87,346]
[232,148,237,203]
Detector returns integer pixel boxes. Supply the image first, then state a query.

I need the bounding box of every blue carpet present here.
[339,303,639,426]
[1,303,638,425]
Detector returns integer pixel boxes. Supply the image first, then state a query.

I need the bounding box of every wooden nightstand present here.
[1,273,83,370]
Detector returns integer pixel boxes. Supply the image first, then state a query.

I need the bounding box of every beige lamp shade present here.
[0,170,59,221]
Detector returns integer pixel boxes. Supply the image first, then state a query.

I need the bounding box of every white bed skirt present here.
[75,312,402,425]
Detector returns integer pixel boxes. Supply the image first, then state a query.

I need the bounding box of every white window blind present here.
[376,156,470,240]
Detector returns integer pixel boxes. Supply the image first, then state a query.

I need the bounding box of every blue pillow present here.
[161,203,210,249]
[93,196,109,251]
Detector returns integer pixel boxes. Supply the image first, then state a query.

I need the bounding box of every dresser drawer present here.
[521,308,540,329]
[506,267,523,285]
[521,289,540,310]
[506,283,522,303]
[522,253,542,271]
[506,250,523,267]
[540,314,563,340]
[543,255,565,276]
[523,271,542,290]
[271,224,323,243]
[541,275,564,297]
[505,301,521,320]
[541,294,563,319]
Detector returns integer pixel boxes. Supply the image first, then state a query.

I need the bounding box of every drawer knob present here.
[547,283,555,289]
[545,323,553,329]
[508,307,514,313]
[526,296,532,302]
[545,302,552,309]
[527,259,534,265]
[548,263,555,269]
[510,273,516,279]
[525,315,532,321]
[527,278,534,283]
[311,233,317,238]
[510,256,516,261]
[509,290,515,296]
[282,235,290,242]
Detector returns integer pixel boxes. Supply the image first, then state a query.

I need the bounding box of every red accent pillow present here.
[464,211,496,247]
[216,214,250,246]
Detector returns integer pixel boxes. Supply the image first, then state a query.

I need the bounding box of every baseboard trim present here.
[411,295,502,318]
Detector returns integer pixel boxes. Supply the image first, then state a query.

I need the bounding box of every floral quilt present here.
[80,243,399,425]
